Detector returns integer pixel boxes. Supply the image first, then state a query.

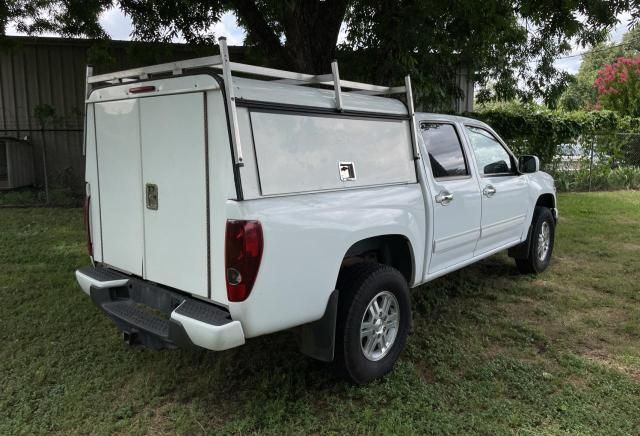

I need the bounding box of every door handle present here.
[435,190,454,205]
[146,183,158,210]
[483,185,496,197]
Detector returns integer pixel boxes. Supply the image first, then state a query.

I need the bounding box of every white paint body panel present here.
[427,177,481,273]
[232,77,408,115]
[474,175,529,255]
[94,99,144,275]
[226,185,426,337]
[206,90,236,305]
[171,309,245,351]
[140,93,209,297]
[84,104,102,263]
[81,74,557,349]
[75,269,128,295]
[90,84,214,297]
[250,112,415,195]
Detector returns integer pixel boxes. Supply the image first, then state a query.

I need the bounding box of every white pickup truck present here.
[76,38,557,384]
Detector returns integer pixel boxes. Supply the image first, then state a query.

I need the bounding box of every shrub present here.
[465,104,640,191]
[595,56,640,117]
[552,166,640,192]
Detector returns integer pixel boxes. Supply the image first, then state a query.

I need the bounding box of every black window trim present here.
[463,123,521,178]
[420,121,472,181]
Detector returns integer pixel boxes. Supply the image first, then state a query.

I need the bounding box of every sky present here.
[554,12,633,74]
[7,8,634,75]
[98,9,246,45]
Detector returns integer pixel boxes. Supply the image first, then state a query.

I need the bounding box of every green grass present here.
[1,191,639,435]
[0,187,82,207]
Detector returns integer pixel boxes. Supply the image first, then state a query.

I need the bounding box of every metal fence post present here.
[588,139,594,192]
[40,129,50,205]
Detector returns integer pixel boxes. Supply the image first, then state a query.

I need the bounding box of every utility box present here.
[0,137,35,190]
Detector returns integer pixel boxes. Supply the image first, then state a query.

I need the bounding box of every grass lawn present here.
[1,191,639,435]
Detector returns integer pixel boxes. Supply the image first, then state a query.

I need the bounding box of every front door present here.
[421,122,482,274]
[463,125,529,255]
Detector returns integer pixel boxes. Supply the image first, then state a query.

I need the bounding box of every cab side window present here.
[421,123,469,179]
[465,126,515,176]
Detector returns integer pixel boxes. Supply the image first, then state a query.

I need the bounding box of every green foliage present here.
[468,102,640,191]
[554,166,640,191]
[342,0,631,109]
[4,1,638,110]
[467,103,637,164]
[33,103,57,128]
[0,187,79,206]
[33,103,77,129]
[3,0,110,37]
[595,56,640,116]
[86,41,117,70]
[559,26,640,111]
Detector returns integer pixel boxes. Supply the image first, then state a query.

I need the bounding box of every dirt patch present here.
[550,255,581,271]
[583,349,640,382]
[420,367,436,384]
[414,361,437,384]
[565,373,588,389]
[620,242,640,252]
[613,216,640,226]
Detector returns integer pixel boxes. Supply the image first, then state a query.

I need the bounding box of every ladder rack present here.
[86,36,420,165]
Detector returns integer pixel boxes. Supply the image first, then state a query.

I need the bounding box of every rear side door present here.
[94,100,144,276]
[421,122,482,273]
[140,93,210,297]
[94,92,210,297]
[463,125,529,255]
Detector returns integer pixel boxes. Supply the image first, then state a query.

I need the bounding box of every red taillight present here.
[225,220,263,302]
[129,85,156,94]
[83,195,93,257]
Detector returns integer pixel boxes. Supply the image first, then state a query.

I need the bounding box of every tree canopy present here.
[559,26,640,111]
[2,0,639,110]
[594,55,640,116]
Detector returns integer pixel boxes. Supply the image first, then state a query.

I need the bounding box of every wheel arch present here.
[297,233,416,363]
[535,193,557,222]
[341,234,415,286]
[536,193,555,209]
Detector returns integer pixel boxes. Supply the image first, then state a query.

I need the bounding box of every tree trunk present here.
[281,0,349,74]
[0,3,7,36]
[233,0,348,74]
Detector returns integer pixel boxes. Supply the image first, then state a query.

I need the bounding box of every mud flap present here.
[508,224,534,259]
[296,290,339,362]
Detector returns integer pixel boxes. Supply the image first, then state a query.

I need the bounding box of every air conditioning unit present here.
[0,137,35,190]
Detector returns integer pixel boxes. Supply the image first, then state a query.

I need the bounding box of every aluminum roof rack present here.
[85,36,419,166]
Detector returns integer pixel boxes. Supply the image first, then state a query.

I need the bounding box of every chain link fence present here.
[542,133,640,192]
[0,133,84,208]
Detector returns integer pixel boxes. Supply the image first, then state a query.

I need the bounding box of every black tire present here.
[516,206,555,274]
[335,262,411,385]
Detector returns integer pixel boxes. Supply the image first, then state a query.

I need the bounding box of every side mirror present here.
[519,155,540,173]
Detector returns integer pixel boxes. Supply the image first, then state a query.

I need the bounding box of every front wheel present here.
[516,206,555,274]
[335,263,411,385]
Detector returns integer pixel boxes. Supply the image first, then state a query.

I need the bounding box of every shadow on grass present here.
[4,196,640,434]
[100,254,523,414]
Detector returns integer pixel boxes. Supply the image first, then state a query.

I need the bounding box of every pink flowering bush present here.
[594,56,640,116]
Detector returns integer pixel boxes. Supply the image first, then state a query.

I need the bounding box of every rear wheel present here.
[335,263,411,385]
[516,206,555,274]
